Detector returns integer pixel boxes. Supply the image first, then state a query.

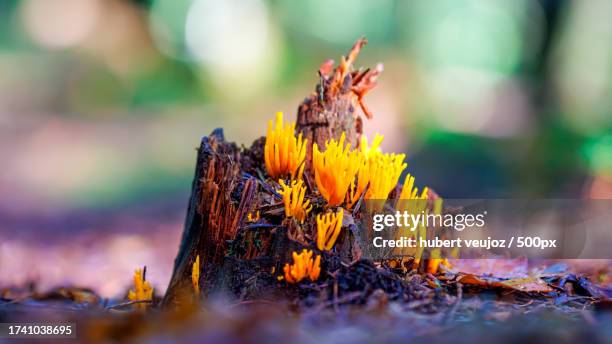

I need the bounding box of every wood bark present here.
[297,38,382,166]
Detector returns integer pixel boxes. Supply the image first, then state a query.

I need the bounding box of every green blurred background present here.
[0,0,611,295]
[1,0,612,207]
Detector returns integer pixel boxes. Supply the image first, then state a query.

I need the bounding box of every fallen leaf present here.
[457,275,553,293]
[449,258,528,279]
[496,277,553,293]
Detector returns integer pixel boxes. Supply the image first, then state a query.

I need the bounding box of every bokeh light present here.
[184,0,280,97]
[398,0,542,137]
[20,0,100,49]
[148,0,192,59]
[278,0,394,45]
[552,0,612,135]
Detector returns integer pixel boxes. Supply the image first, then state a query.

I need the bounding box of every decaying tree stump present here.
[162,39,383,308]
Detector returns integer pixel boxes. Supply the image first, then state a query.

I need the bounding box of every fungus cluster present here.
[283,249,321,283]
[313,133,362,207]
[265,112,442,283]
[278,179,312,223]
[316,209,344,251]
[264,112,308,180]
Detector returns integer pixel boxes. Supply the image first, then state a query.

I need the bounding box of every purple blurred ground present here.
[0,199,183,297]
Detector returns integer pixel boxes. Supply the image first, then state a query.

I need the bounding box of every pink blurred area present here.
[0,201,183,297]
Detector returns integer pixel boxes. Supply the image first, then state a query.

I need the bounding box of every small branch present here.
[105,299,153,310]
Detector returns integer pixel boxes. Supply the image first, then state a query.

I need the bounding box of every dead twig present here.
[105,299,152,310]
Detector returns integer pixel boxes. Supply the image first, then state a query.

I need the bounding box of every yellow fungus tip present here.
[283,249,321,283]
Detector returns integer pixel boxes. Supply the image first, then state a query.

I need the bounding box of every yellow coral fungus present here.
[278,179,312,223]
[316,208,344,251]
[395,175,449,274]
[392,174,430,261]
[348,134,406,208]
[313,133,362,206]
[359,133,384,158]
[247,211,260,222]
[192,255,200,295]
[283,249,321,283]
[398,173,429,204]
[127,268,153,310]
[369,154,405,201]
[427,258,451,275]
[425,198,445,274]
[264,112,308,180]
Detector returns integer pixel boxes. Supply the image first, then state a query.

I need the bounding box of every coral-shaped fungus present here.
[278,179,312,223]
[397,174,429,209]
[316,209,344,251]
[247,211,260,222]
[313,133,362,206]
[264,112,308,180]
[348,134,406,208]
[394,174,430,260]
[396,175,448,273]
[192,255,200,295]
[128,268,153,310]
[365,153,406,199]
[359,133,384,158]
[283,249,321,283]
